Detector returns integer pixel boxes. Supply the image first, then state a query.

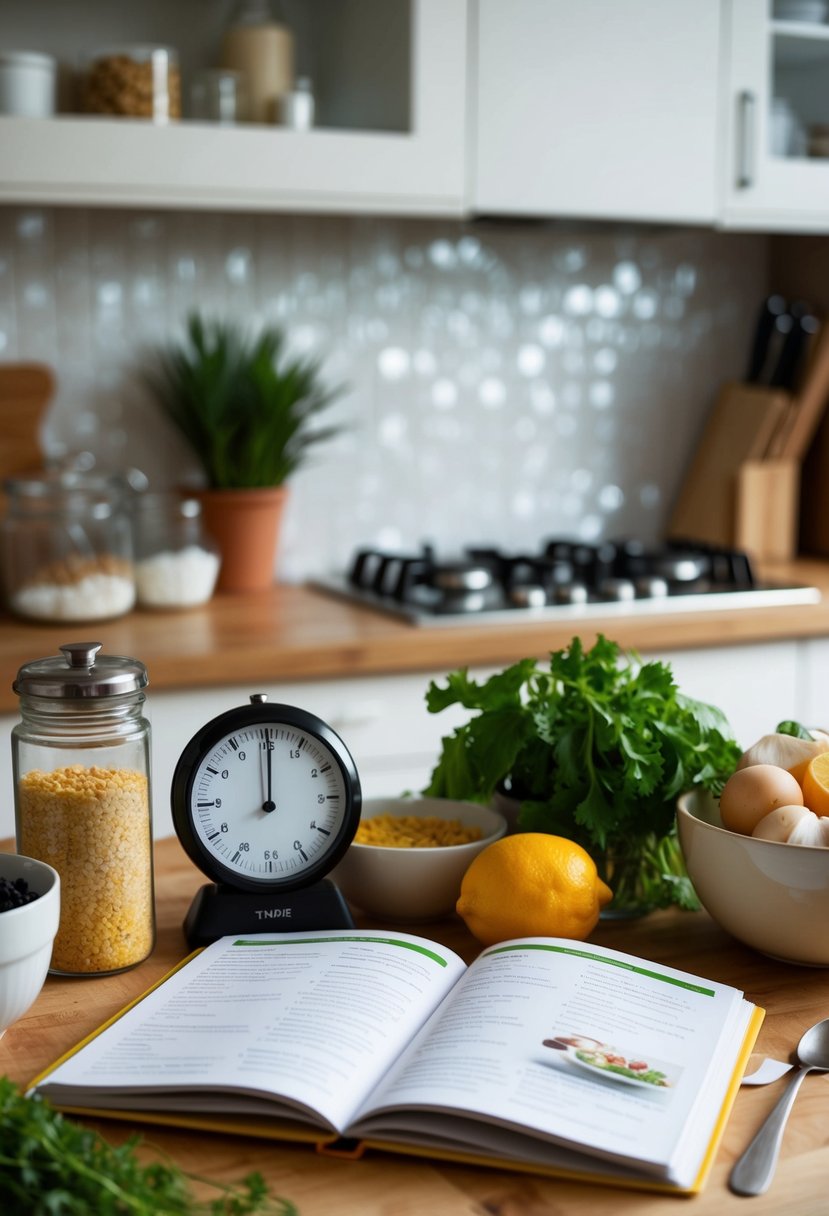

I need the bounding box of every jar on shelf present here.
[280,76,314,130]
[12,642,155,977]
[220,0,294,124]
[190,68,247,124]
[0,470,136,623]
[0,51,57,117]
[132,492,221,610]
[81,45,181,122]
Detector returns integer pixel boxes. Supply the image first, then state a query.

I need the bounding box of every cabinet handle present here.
[737,90,756,190]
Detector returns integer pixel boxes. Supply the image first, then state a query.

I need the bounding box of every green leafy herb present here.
[776,719,813,740]
[145,313,344,490]
[423,635,741,912]
[0,1077,298,1216]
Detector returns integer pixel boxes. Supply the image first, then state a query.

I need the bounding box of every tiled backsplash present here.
[0,208,767,579]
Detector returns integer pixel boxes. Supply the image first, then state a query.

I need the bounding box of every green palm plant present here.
[146,313,343,489]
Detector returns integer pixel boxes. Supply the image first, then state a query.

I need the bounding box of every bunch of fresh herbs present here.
[145,312,343,489]
[423,634,741,912]
[0,1077,297,1216]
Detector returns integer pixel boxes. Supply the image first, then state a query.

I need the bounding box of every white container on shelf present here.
[0,51,56,117]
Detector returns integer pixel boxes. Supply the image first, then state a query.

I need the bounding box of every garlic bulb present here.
[737,730,829,775]
[752,805,829,847]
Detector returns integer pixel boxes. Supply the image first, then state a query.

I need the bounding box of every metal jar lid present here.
[12,642,148,699]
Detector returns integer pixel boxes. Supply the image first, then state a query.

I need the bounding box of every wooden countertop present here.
[0,558,828,714]
[3,834,829,1215]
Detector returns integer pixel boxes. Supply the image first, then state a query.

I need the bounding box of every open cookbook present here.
[29,930,764,1194]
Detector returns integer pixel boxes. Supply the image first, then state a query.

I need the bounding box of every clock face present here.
[172,703,361,892]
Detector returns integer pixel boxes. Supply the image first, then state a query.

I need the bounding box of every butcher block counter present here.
[3,834,829,1216]
[0,557,827,715]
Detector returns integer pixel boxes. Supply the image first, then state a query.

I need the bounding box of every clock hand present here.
[262,741,276,813]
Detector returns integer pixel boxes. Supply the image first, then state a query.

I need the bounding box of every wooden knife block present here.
[668,382,799,560]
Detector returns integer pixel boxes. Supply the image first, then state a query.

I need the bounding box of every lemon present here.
[456,833,613,946]
[802,751,829,817]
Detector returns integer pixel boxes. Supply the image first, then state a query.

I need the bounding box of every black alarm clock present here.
[171,694,362,945]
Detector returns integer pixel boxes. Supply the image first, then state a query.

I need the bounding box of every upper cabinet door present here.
[721,0,829,232]
[0,0,468,217]
[471,0,721,224]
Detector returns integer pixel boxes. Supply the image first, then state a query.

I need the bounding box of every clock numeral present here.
[220,822,228,833]
[264,849,279,860]
[215,798,222,809]
[293,840,309,862]
[289,748,301,759]
[238,751,246,761]
[261,740,275,752]
[317,794,325,804]
[310,768,318,778]
[221,769,229,779]
[239,841,250,852]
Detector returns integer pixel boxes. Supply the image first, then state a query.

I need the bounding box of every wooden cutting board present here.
[0,362,53,482]
[668,381,791,548]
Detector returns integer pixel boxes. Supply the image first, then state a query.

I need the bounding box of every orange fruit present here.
[456,833,613,946]
[801,752,829,817]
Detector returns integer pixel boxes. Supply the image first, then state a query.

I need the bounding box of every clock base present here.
[183,879,356,947]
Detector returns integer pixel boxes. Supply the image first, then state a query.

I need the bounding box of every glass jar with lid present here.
[81,44,181,122]
[12,642,155,976]
[132,492,221,610]
[0,470,136,623]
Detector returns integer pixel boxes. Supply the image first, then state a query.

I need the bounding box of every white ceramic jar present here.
[0,51,57,117]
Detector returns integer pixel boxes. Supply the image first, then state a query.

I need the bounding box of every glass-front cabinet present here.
[722,0,829,231]
[0,0,467,216]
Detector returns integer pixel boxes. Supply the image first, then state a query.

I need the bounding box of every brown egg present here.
[751,804,811,842]
[720,764,804,835]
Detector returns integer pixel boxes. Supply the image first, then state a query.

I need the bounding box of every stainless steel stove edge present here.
[309,576,822,629]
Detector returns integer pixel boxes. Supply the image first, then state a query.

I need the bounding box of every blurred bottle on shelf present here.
[220,0,294,124]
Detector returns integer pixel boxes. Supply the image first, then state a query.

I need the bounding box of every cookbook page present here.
[350,938,753,1179]
[33,931,466,1135]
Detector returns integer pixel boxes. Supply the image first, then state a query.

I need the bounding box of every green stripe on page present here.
[232,936,450,966]
[485,943,716,995]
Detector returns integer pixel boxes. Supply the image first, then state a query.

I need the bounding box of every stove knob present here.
[510,584,548,608]
[554,583,590,605]
[634,575,669,599]
[598,578,636,602]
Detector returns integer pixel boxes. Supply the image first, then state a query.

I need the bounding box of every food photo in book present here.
[541,1034,680,1095]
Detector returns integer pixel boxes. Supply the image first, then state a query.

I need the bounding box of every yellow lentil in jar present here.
[354,814,483,848]
[17,764,154,975]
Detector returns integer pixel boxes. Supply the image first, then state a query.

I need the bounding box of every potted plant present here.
[421,634,741,917]
[145,312,343,592]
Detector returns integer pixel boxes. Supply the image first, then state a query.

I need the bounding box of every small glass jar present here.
[12,642,155,976]
[81,45,181,122]
[190,68,247,124]
[132,492,221,610]
[0,470,136,623]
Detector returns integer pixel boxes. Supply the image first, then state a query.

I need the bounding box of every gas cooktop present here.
[312,539,821,628]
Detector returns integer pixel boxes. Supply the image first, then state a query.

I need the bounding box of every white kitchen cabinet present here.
[0,0,467,216]
[657,640,801,747]
[0,671,476,842]
[471,0,721,224]
[144,674,475,839]
[0,641,809,844]
[721,0,829,232]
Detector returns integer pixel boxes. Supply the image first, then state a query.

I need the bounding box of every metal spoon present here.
[729,1018,829,1196]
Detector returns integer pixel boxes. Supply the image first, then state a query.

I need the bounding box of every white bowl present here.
[0,853,60,1036]
[332,797,507,922]
[677,790,829,966]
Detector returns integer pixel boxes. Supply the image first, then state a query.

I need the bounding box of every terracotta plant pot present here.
[195,486,287,593]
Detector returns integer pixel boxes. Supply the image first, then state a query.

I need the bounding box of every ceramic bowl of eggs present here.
[677,726,829,965]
